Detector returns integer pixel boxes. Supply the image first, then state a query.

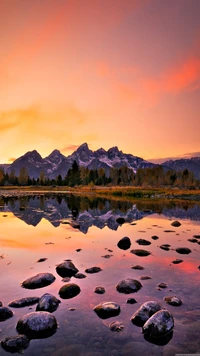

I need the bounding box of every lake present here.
[0,195,200,355]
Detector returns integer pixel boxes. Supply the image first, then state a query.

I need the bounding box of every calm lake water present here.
[0,195,200,355]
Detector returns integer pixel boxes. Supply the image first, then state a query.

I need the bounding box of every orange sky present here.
[0,0,200,163]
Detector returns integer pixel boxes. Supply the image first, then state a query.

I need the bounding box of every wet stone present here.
[136,239,151,246]
[70,221,80,229]
[142,309,174,338]
[8,297,39,308]
[131,265,145,270]
[116,217,125,224]
[0,307,14,322]
[160,244,171,251]
[131,301,163,326]
[140,276,152,280]
[74,272,87,279]
[85,267,102,274]
[171,221,181,227]
[94,302,120,319]
[62,277,71,282]
[151,235,159,240]
[176,247,191,254]
[130,249,151,257]
[116,279,142,294]
[126,298,137,304]
[16,311,58,338]
[117,236,131,250]
[188,238,198,243]
[101,254,113,259]
[157,282,168,289]
[164,296,182,306]
[37,258,47,263]
[59,283,81,299]
[0,302,2,307]
[1,335,30,353]
[164,230,175,233]
[56,261,79,278]
[109,321,124,332]
[172,259,183,264]
[21,273,55,289]
[36,293,61,312]
[193,234,200,239]
[76,249,82,252]
[94,286,105,294]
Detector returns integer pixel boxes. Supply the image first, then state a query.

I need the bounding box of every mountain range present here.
[1,143,200,179]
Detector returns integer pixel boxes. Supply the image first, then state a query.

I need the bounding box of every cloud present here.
[8,157,16,163]
[148,151,200,164]
[61,145,81,153]
[0,107,39,132]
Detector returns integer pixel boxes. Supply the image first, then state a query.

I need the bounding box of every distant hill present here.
[162,157,200,179]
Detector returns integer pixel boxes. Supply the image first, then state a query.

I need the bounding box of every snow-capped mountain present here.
[6,143,155,179]
[162,157,200,179]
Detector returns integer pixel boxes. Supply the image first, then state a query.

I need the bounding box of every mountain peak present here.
[48,149,62,157]
[24,150,42,159]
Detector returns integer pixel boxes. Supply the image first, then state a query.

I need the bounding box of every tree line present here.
[0,161,199,188]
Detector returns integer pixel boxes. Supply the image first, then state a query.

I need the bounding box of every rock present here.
[37,258,47,262]
[36,293,61,312]
[176,247,191,254]
[142,310,174,338]
[109,321,124,332]
[126,298,137,304]
[101,254,113,258]
[131,265,144,270]
[62,277,71,282]
[21,273,55,289]
[56,261,79,278]
[151,235,159,240]
[94,286,105,294]
[16,311,58,338]
[193,234,200,239]
[70,221,80,229]
[164,230,175,233]
[160,244,170,251]
[0,307,14,322]
[76,249,82,252]
[93,302,120,319]
[188,238,198,243]
[117,236,131,250]
[172,259,183,264]
[59,283,81,299]
[171,221,181,227]
[131,301,163,326]
[73,272,87,279]
[136,239,151,246]
[157,283,168,289]
[1,335,30,353]
[164,296,182,306]
[116,217,125,224]
[85,267,102,273]
[116,279,142,294]
[8,297,39,308]
[130,249,151,257]
[140,276,152,280]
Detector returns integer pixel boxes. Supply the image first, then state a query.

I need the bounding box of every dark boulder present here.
[8,297,39,308]
[56,261,79,278]
[59,283,81,299]
[94,286,105,294]
[117,236,131,250]
[131,301,163,326]
[130,249,151,257]
[176,247,191,254]
[1,335,30,353]
[171,221,181,227]
[0,307,14,322]
[94,302,120,319]
[21,273,55,289]
[85,267,102,274]
[142,310,174,338]
[116,279,142,294]
[36,293,60,312]
[116,217,125,224]
[16,311,58,338]
[136,239,151,246]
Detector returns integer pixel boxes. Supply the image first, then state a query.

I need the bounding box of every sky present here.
[0,0,200,164]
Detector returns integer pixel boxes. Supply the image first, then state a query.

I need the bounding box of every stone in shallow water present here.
[193,234,200,239]
[36,293,61,312]
[56,261,79,278]
[0,301,2,307]
[16,311,58,338]
[1,335,30,353]
[0,307,14,322]
[117,236,131,250]
[94,286,105,294]
[160,244,171,251]
[172,259,183,264]
[8,297,39,308]
[116,217,125,224]
[73,272,87,279]
[21,273,55,289]
[131,265,145,270]
[59,283,81,299]
[171,221,181,227]
[151,235,159,240]
[93,302,120,319]
[157,282,168,289]
[109,321,124,332]
[136,239,151,246]
[176,247,191,254]
[37,258,47,263]
[130,249,151,257]
[131,301,163,326]
[142,309,174,339]
[164,296,182,306]
[140,276,152,280]
[85,267,102,274]
[188,238,198,243]
[126,298,137,304]
[116,279,142,294]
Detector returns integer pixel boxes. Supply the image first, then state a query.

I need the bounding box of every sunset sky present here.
[0,0,200,164]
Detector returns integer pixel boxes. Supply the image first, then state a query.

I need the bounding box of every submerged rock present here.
[109,321,124,332]
[131,301,163,326]
[85,267,102,274]
[116,279,142,294]
[8,297,39,308]
[151,235,159,240]
[59,283,81,299]
[16,311,58,338]
[140,276,152,280]
[188,238,198,243]
[176,247,191,254]
[37,258,47,263]
[142,310,174,338]
[116,217,125,224]
[126,298,137,304]
[160,244,170,251]
[36,293,61,312]
[131,265,145,270]
[70,221,80,229]
[21,273,55,289]
[94,302,120,319]
[73,272,86,279]
[172,259,183,264]
[130,249,151,257]
[117,236,131,250]
[193,234,200,239]
[94,286,105,294]
[136,239,151,246]
[0,307,14,322]
[171,221,181,227]
[164,296,182,306]
[56,261,79,278]
[1,335,30,353]
[157,282,168,289]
